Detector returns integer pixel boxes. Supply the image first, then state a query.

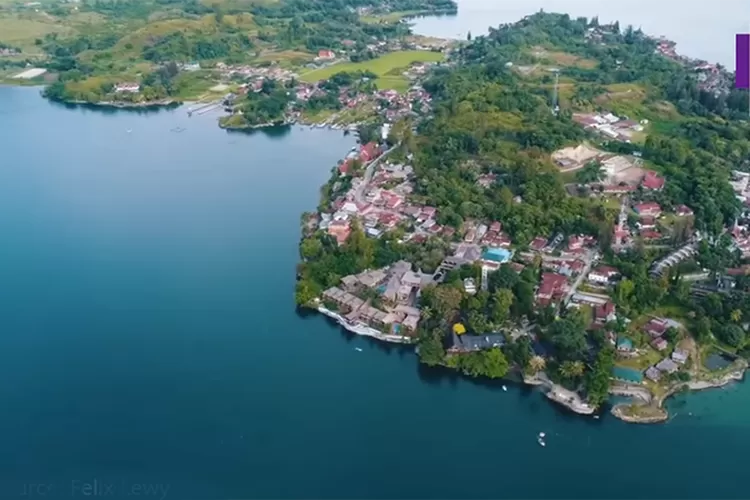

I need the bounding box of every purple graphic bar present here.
[737,33,750,89]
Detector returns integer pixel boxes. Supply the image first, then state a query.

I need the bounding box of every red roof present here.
[591,265,619,278]
[642,170,665,190]
[675,204,693,216]
[595,301,616,321]
[359,142,380,163]
[634,202,662,215]
[640,230,661,240]
[530,237,547,251]
[537,273,568,299]
[489,221,502,233]
[318,49,335,59]
[339,159,352,175]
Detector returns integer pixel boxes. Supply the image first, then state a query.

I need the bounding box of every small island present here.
[295,12,750,422]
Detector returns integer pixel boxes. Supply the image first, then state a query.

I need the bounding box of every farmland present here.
[299,50,444,91]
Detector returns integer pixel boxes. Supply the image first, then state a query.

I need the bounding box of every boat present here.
[355,347,363,352]
[594,415,600,419]
[537,438,546,447]
[538,432,545,438]
[126,129,132,133]
[502,385,507,392]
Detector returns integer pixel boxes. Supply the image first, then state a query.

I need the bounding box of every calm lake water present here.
[412,0,750,67]
[1,5,749,496]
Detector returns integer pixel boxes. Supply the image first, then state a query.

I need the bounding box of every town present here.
[297,14,750,423]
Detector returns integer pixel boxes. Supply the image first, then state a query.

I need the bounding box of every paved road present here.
[563,249,597,305]
[353,144,398,204]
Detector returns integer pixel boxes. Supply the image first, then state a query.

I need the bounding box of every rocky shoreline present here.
[316,305,414,344]
[611,364,747,424]
[50,97,180,110]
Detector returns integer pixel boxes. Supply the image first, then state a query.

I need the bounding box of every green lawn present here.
[360,10,423,24]
[299,50,444,91]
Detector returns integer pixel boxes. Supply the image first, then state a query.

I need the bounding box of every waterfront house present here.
[656,358,679,374]
[448,332,506,353]
[645,366,661,382]
[671,349,689,365]
[114,82,140,93]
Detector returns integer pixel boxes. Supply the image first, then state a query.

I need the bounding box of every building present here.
[588,266,620,285]
[114,82,140,93]
[449,332,506,353]
[675,205,694,217]
[327,220,351,245]
[536,273,568,304]
[651,338,668,351]
[656,358,679,374]
[672,349,689,365]
[317,49,336,60]
[463,278,477,295]
[634,202,662,217]
[645,366,661,382]
[642,170,665,190]
[594,301,617,325]
[529,237,548,252]
[644,318,669,338]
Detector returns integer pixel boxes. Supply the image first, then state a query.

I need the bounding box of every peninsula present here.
[0,0,455,112]
[295,12,750,423]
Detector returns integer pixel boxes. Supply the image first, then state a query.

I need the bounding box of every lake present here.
[2,4,750,497]
[411,0,750,67]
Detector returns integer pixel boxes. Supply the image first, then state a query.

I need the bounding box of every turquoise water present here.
[612,366,644,383]
[2,86,749,499]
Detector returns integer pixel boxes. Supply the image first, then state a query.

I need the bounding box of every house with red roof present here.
[642,170,665,190]
[594,301,616,325]
[327,220,351,245]
[529,237,548,252]
[640,230,662,240]
[675,204,694,217]
[638,216,657,229]
[489,221,502,233]
[317,50,336,60]
[536,273,569,305]
[644,318,669,338]
[634,202,662,217]
[359,142,380,163]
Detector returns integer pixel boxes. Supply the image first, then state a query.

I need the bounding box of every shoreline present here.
[610,364,747,424]
[316,305,415,345]
[48,97,180,110]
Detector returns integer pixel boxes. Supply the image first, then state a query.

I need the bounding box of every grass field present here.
[0,14,72,52]
[529,47,598,70]
[360,10,423,24]
[299,50,444,91]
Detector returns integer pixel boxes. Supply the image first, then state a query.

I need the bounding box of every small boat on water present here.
[355,347,363,352]
[538,432,546,438]
[502,385,507,392]
[537,438,546,447]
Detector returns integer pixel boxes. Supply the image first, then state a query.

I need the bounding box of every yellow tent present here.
[452,323,466,335]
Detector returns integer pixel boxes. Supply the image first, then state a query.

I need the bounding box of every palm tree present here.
[528,355,546,374]
[421,307,433,323]
[559,360,585,379]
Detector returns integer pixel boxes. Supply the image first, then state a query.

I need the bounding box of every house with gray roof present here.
[656,358,679,374]
[449,333,506,353]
